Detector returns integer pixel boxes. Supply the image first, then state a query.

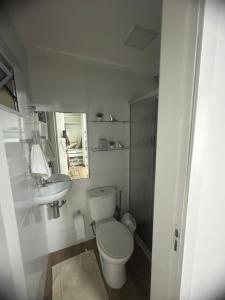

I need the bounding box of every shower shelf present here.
[91,147,129,152]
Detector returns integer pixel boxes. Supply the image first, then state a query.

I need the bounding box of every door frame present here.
[150,0,204,299]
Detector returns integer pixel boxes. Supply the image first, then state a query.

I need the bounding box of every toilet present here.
[87,186,134,289]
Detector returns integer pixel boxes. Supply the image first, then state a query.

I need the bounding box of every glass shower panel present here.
[130,96,157,252]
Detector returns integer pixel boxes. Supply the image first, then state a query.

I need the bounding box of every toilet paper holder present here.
[73,210,86,240]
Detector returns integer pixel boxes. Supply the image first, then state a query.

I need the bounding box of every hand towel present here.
[31,144,52,179]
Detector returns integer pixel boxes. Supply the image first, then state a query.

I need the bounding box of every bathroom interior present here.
[0,0,214,299]
[0,1,162,298]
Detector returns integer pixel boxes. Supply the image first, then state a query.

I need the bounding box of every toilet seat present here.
[96,219,134,260]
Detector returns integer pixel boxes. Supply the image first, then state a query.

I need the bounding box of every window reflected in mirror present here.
[46,112,89,180]
[0,55,18,111]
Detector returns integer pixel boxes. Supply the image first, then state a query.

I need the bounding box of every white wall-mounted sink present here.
[34,174,72,205]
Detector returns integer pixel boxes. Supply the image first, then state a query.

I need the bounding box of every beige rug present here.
[52,250,108,300]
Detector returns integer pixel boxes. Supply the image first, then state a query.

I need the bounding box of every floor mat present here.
[52,250,108,300]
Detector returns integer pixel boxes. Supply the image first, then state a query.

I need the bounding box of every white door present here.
[81,113,89,167]
[150,1,202,299]
[55,112,68,175]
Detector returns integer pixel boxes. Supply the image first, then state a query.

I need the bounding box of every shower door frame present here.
[128,89,158,259]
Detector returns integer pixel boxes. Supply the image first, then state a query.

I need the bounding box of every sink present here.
[34,174,72,205]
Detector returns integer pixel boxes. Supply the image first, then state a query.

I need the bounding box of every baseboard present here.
[134,233,151,260]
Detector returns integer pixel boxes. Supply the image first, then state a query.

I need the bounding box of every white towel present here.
[31,144,52,179]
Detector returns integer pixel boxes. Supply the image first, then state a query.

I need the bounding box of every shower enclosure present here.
[129,94,158,254]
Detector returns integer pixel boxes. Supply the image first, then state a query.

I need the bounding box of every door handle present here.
[173,227,180,252]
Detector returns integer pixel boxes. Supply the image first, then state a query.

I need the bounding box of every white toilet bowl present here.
[96,218,134,289]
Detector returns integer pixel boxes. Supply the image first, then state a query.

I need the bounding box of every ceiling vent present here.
[124,25,157,50]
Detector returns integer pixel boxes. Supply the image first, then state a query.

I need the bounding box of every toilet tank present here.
[87,186,116,222]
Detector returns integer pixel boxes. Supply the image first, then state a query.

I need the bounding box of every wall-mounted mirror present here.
[37,112,89,180]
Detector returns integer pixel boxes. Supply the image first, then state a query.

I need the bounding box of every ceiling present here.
[6,0,162,75]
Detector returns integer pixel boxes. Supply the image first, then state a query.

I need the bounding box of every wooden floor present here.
[44,238,151,300]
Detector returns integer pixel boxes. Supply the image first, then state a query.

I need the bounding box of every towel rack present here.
[19,139,33,143]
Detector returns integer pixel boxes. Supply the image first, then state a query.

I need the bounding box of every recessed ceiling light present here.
[124,25,157,50]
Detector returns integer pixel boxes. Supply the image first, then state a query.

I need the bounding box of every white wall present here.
[180,1,225,299]
[0,123,23,300]
[0,203,16,300]
[0,3,48,299]
[0,108,49,300]
[28,53,157,252]
[150,0,201,299]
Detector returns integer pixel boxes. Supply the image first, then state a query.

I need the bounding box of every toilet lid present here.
[97,219,134,259]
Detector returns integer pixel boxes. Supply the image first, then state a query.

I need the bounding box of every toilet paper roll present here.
[73,211,86,240]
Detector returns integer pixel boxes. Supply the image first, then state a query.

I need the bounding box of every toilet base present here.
[100,254,127,289]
